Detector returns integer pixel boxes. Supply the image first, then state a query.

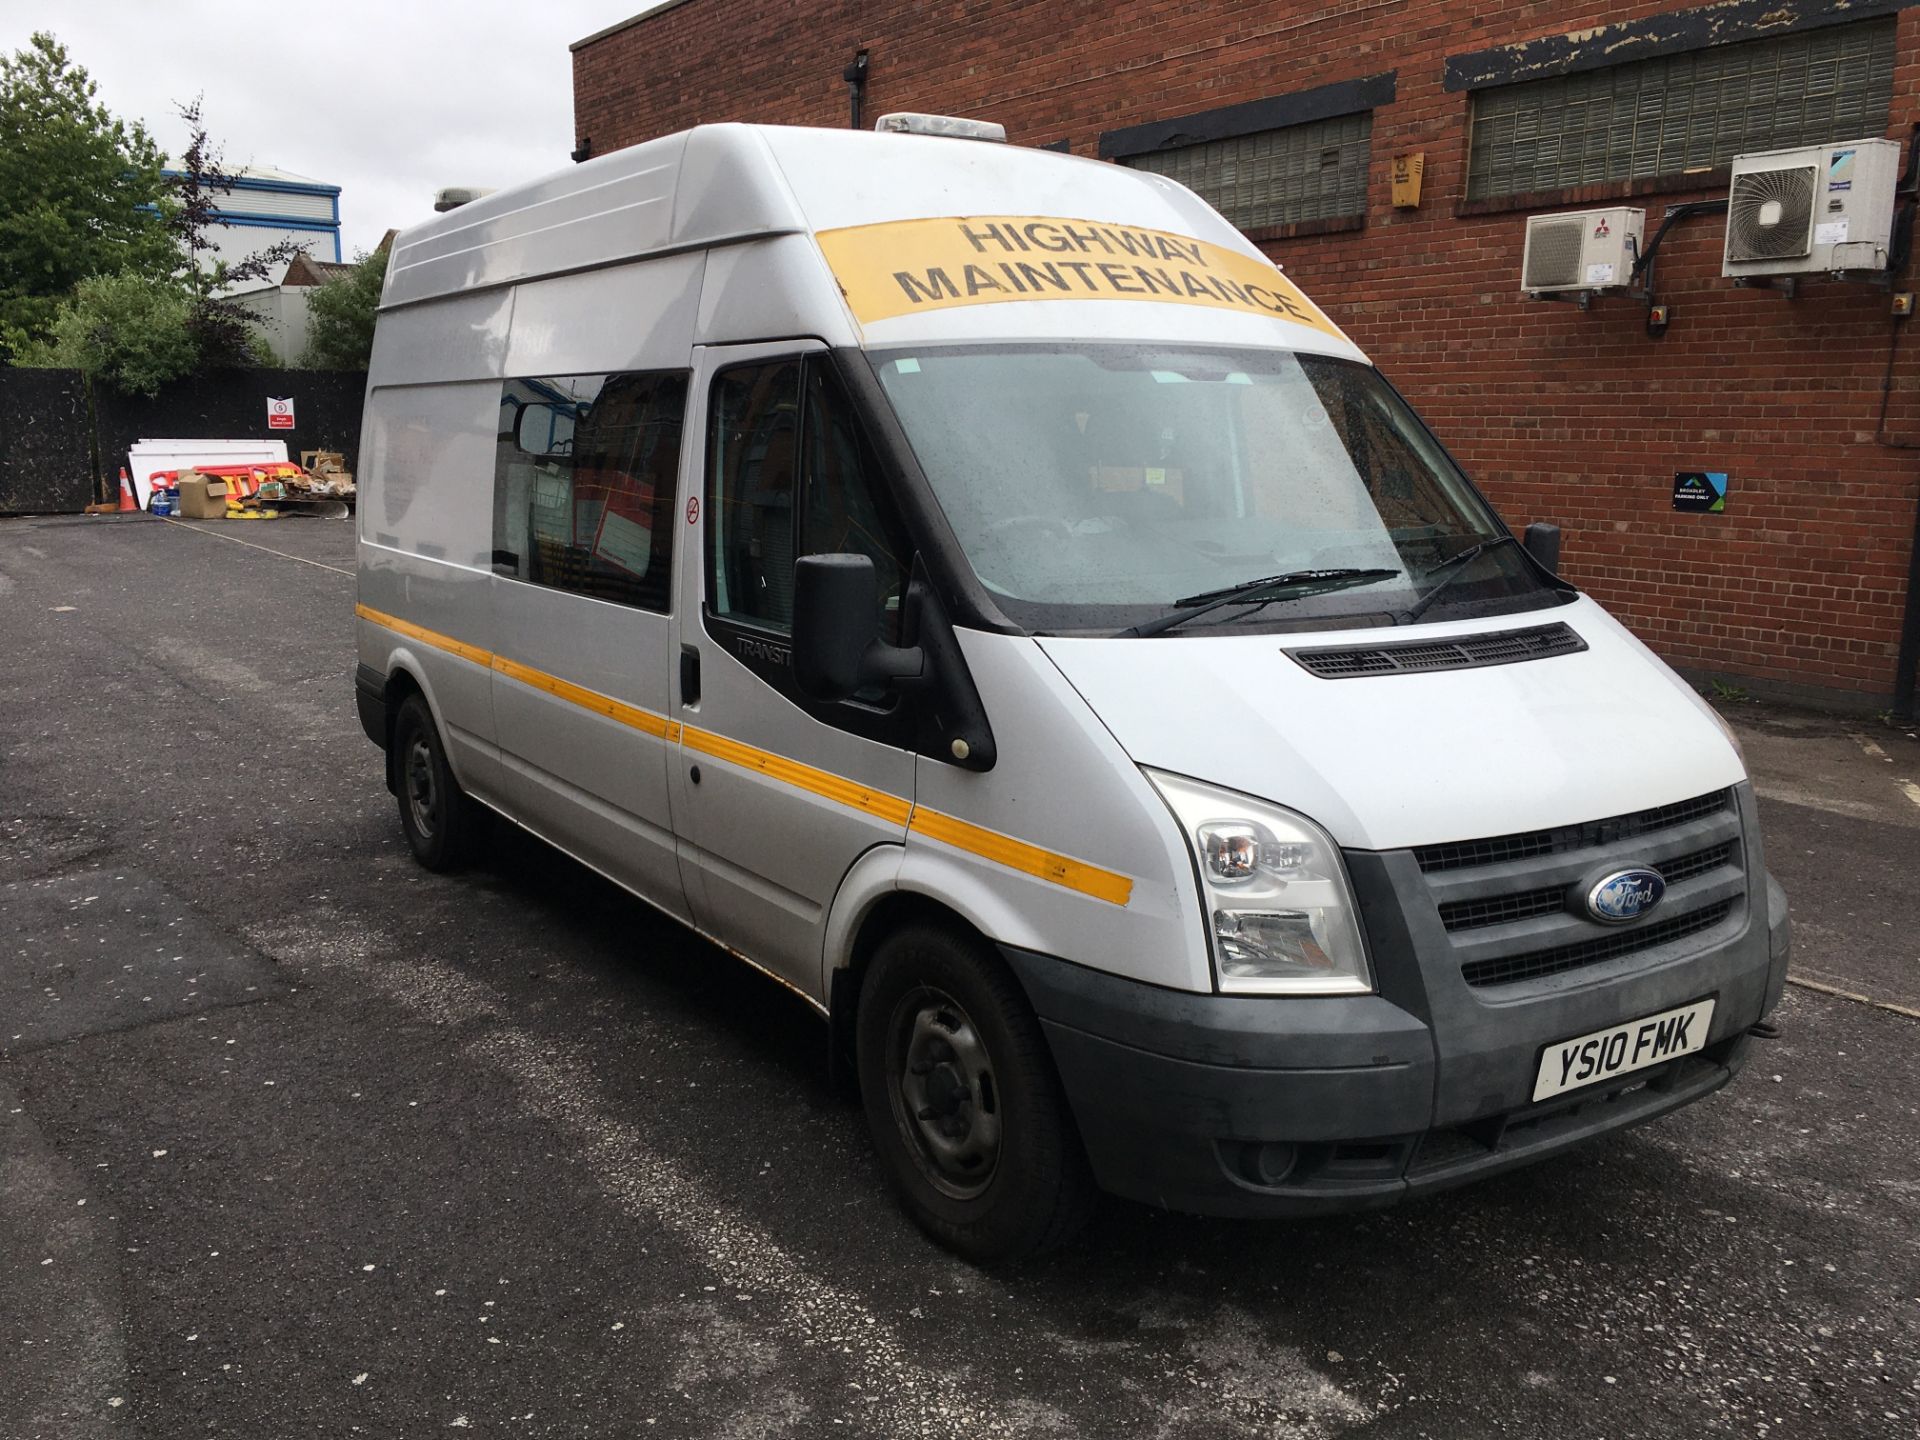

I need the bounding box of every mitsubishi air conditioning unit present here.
[1521,208,1645,295]
[1722,137,1900,278]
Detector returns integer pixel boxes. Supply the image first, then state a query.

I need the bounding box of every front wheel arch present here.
[830,890,999,1087]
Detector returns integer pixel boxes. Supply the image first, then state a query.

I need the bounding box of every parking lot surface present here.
[3,512,1918,1439]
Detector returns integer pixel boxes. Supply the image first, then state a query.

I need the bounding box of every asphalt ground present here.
[3,511,1918,1439]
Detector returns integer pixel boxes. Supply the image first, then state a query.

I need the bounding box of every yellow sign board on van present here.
[816,215,1347,340]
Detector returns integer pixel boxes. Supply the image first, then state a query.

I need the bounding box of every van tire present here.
[392,693,481,872]
[856,923,1093,1263]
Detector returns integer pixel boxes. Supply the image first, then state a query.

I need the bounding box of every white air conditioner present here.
[1722,137,1899,278]
[1521,208,1645,295]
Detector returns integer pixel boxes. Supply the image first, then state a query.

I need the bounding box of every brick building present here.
[572,0,1920,713]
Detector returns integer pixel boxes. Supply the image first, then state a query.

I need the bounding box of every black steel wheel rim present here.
[885,983,1002,1200]
[404,731,438,840]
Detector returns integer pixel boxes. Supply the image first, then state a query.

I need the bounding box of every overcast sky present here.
[3,0,661,259]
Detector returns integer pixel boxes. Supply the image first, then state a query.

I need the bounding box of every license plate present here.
[1531,998,1716,1103]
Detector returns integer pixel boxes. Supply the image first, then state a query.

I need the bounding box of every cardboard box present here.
[174,473,231,519]
[301,450,347,475]
[300,470,355,497]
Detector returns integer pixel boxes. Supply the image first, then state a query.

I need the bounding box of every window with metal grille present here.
[1465,17,1896,203]
[1125,111,1373,232]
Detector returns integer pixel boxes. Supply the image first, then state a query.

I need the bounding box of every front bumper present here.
[1011,943,1761,1217]
[1003,794,1787,1219]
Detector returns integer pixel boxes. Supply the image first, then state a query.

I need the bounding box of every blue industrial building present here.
[165,165,343,276]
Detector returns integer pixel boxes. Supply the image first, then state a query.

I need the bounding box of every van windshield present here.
[871,345,1559,635]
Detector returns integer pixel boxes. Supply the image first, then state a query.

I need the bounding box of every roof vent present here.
[874,113,1006,143]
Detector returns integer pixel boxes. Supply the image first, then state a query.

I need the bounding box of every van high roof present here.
[381,123,1357,360]
[386,124,1259,309]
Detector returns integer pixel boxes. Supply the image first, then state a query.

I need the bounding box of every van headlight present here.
[1145,770,1373,996]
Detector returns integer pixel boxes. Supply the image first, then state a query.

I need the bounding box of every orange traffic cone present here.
[116,468,139,512]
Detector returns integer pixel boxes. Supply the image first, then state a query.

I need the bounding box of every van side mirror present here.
[793,553,924,700]
[1523,522,1561,574]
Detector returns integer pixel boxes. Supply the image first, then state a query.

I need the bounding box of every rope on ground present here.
[1786,973,1920,1021]
[159,515,354,578]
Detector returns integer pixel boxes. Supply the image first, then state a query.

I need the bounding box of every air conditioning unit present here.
[1521,208,1645,295]
[1722,137,1900,278]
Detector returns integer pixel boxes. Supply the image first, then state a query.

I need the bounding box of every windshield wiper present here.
[1398,534,1519,624]
[1119,568,1399,638]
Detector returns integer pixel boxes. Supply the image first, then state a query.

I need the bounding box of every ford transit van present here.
[354,120,1791,1261]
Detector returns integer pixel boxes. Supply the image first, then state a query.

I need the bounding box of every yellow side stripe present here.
[356,603,1132,905]
[491,654,681,742]
[356,603,493,669]
[683,727,913,825]
[907,807,1135,908]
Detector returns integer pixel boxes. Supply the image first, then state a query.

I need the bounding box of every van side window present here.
[707,362,802,632]
[800,364,911,646]
[493,370,686,612]
[707,359,912,646]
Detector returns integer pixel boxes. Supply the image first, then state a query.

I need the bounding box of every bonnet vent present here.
[1285,621,1586,679]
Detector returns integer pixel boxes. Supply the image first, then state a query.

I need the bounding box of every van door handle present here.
[490,549,518,576]
[680,646,701,707]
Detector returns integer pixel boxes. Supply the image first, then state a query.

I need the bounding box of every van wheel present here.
[392,693,480,872]
[856,924,1093,1263]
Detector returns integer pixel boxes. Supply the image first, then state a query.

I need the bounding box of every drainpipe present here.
[1896,499,1920,720]
[844,50,869,130]
[1885,129,1920,721]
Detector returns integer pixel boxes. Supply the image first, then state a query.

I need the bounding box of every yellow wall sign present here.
[815,214,1347,340]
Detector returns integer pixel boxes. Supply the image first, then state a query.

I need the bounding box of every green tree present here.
[300,245,388,370]
[163,97,301,369]
[15,269,197,396]
[0,33,173,356]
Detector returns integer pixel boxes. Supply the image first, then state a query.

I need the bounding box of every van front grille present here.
[1657,840,1735,885]
[1414,789,1733,873]
[1391,789,1747,991]
[1460,901,1736,988]
[1436,839,1738,933]
[1438,885,1567,933]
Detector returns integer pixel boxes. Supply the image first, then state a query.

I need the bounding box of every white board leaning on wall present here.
[125,439,290,506]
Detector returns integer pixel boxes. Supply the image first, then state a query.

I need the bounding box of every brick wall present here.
[573,0,1920,708]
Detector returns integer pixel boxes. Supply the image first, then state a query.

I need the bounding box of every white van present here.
[354,120,1790,1261]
